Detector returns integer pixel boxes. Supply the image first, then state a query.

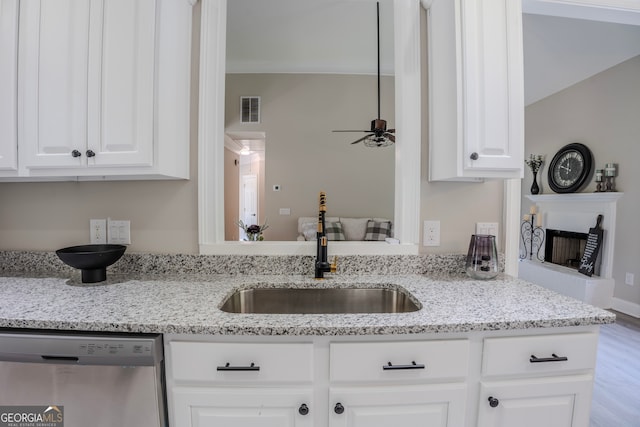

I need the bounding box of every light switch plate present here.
[476,222,499,240]
[107,220,131,245]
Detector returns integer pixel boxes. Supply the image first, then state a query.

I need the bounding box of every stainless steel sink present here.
[220,287,420,314]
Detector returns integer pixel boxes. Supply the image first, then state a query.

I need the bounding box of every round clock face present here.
[547,143,593,193]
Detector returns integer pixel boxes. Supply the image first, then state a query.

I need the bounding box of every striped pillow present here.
[325,222,346,241]
[364,220,392,241]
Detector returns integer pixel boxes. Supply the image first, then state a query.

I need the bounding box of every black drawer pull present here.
[530,353,568,363]
[488,396,499,408]
[383,361,425,370]
[216,362,260,371]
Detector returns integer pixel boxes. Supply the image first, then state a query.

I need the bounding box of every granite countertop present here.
[0,273,615,336]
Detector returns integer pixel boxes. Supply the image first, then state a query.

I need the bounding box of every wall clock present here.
[547,143,594,193]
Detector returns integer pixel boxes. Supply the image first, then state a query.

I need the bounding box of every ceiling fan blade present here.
[351,134,374,144]
[387,129,395,133]
[384,133,395,143]
[333,130,369,133]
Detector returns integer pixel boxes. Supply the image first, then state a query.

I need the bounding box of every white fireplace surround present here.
[518,193,623,308]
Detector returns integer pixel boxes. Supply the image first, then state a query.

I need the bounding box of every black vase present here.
[530,171,540,195]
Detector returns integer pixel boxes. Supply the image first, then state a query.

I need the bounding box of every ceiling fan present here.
[333,2,395,148]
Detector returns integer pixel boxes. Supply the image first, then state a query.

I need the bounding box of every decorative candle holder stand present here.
[595,169,604,192]
[604,163,617,192]
[520,213,545,261]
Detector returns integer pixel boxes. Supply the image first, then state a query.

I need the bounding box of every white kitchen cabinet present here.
[13,0,193,180]
[477,375,594,427]
[477,332,598,427]
[328,340,468,427]
[426,0,524,181]
[172,387,314,427]
[0,0,18,176]
[329,384,467,427]
[165,330,599,427]
[168,342,315,427]
[167,339,470,427]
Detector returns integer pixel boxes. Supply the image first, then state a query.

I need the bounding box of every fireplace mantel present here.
[519,192,623,308]
[525,192,623,279]
[526,193,624,205]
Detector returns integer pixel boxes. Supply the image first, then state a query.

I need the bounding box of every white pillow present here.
[301,222,317,241]
[339,217,370,241]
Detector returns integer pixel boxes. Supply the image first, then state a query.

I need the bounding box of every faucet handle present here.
[330,256,338,273]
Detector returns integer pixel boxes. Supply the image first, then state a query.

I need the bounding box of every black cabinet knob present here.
[298,404,309,416]
[71,150,82,158]
[86,150,96,158]
[488,396,499,408]
[334,403,344,414]
[470,152,479,160]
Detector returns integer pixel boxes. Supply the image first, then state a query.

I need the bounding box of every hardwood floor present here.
[590,311,640,427]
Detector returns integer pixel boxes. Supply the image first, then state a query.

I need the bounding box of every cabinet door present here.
[330,384,467,427]
[426,0,524,181]
[0,0,18,173]
[460,0,524,174]
[18,0,155,172]
[18,0,90,169]
[86,0,155,167]
[171,387,313,427]
[477,375,593,427]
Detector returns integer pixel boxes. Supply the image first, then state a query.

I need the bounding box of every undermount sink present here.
[220,287,420,314]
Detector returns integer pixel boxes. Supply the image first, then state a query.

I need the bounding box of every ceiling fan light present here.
[363,135,394,148]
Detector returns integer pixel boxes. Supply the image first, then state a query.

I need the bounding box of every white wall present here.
[524,55,640,310]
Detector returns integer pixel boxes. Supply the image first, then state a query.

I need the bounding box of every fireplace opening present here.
[544,229,599,274]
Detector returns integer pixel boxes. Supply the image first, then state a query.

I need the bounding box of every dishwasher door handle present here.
[41,355,80,364]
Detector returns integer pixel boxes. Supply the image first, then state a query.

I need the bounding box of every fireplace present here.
[518,193,623,308]
[544,229,596,273]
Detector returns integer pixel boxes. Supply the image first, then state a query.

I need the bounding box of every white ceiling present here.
[523,13,640,105]
[226,0,640,106]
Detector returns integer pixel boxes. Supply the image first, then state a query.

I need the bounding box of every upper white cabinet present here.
[426,0,524,181]
[0,0,18,176]
[9,0,194,180]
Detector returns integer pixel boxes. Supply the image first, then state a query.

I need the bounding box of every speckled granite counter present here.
[0,273,615,336]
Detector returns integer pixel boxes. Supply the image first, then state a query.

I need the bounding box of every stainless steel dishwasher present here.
[0,331,166,427]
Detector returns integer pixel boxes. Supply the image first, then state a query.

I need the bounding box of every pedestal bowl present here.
[56,244,127,283]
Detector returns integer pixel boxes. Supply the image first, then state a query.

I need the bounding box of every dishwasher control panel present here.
[0,333,163,366]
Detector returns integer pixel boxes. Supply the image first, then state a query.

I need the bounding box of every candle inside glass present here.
[595,170,603,182]
[605,163,616,177]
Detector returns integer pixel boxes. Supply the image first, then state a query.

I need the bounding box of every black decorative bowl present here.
[56,244,127,283]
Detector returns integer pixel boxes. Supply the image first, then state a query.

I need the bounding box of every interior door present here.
[240,174,258,239]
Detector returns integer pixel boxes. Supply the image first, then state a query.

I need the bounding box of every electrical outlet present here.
[89,219,107,244]
[107,219,131,245]
[626,273,635,286]
[423,220,440,247]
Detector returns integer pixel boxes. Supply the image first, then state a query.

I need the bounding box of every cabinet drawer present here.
[170,342,313,384]
[482,333,598,376]
[330,340,469,383]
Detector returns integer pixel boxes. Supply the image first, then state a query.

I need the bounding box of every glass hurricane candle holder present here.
[465,234,499,280]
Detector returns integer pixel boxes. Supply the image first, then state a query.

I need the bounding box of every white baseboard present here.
[611,297,640,318]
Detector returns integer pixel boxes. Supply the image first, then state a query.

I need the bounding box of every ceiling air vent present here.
[240,96,261,123]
